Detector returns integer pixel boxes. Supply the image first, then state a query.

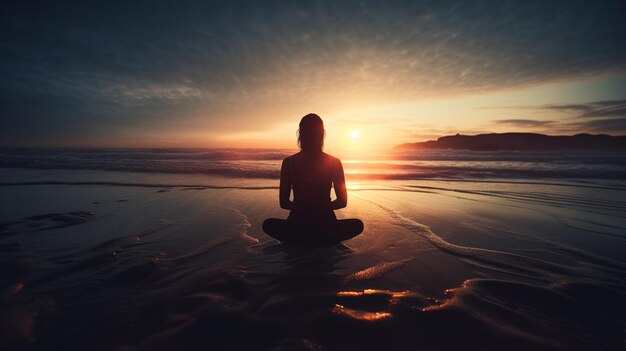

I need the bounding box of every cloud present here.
[488,100,626,134]
[492,119,554,127]
[535,100,626,133]
[1,1,625,145]
[573,118,626,132]
[541,100,626,119]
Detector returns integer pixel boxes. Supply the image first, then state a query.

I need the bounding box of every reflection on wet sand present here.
[333,289,415,321]
[1,176,625,350]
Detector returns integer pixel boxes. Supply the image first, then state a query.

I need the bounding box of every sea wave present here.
[1,148,626,180]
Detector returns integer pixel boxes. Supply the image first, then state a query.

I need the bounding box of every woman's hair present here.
[297,113,325,152]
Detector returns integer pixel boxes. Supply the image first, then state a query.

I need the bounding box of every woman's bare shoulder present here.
[322,152,342,165]
[283,153,304,172]
[283,152,301,162]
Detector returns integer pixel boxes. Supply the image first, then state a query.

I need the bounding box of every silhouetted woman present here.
[263,113,364,246]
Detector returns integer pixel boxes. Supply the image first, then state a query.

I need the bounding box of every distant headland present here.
[395,133,626,151]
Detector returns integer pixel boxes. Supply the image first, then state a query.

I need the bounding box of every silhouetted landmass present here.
[395,133,626,151]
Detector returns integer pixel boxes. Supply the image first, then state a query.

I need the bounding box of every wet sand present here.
[1,176,625,350]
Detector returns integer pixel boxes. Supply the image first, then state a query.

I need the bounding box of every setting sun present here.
[1,2,624,350]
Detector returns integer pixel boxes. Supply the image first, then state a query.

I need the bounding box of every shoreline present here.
[1,172,625,350]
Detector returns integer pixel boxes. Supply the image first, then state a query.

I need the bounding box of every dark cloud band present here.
[2,1,625,145]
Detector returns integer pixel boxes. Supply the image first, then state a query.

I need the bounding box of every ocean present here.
[1,148,625,350]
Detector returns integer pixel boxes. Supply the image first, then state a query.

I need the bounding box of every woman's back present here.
[282,152,341,225]
[288,152,335,184]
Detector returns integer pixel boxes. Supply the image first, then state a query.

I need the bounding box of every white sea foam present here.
[1,148,625,180]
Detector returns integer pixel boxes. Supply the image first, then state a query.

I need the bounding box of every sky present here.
[1,0,625,151]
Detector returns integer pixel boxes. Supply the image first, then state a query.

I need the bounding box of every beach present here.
[3,0,626,349]
[1,149,625,350]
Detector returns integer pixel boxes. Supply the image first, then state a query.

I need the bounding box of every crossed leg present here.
[262,218,364,245]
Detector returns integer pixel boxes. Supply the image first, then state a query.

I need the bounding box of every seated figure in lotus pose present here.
[263,113,364,246]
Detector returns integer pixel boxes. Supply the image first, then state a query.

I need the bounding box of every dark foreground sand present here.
[1,174,625,350]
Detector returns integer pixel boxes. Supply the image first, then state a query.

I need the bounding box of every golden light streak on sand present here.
[332,304,393,321]
[332,289,414,321]
[421,281,470,311]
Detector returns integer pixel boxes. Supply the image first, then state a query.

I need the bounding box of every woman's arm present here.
[331,158,347,210]
[279,158,294,210]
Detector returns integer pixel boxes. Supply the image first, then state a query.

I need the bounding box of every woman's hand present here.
[331,158,347,210]
[279,158,294,210]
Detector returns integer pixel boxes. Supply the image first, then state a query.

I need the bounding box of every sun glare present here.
[350,130,360,139]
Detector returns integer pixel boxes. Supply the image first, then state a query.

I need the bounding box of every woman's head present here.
[298,113,325,152]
